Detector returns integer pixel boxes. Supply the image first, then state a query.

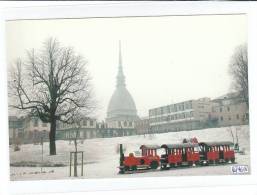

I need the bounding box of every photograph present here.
[6,13,249,181]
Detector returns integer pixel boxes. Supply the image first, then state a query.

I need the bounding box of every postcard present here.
[0,1,257,195]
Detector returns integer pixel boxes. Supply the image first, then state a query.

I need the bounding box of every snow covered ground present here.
[10,125,250,181]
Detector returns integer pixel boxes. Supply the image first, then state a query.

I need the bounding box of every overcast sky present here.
[6,14,247,120]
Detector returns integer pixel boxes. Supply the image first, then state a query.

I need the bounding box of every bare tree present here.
[229,44,248,107]
[71,112,84,177]
[9,38,94,155]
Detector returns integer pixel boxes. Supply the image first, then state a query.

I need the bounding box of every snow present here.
[10,125,250,180]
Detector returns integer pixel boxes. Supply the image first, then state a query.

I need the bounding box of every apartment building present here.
[211,93,249,127]
[149,98,213,133]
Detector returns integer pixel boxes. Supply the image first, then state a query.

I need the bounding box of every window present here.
[90,120,94,126]
[160,107,163,114]
[189,101,193,109]
[124,121,127,127]
[33,118,38,127]
[167,106,170,113]
[245,113,249,120]
[182,113,185,119]
[185,102,189,110]
[158,108,161,115]
[42,130,47,138]
[236,114,240,120]
[220,107,223,112]
[220,116,223,121]
[170,105,174,112]
[118,121,121,127]
[228,116,231,121]
[181,104,185,111]
[227,107,230,112]
[190,111,193,117]
[129,122,132,127]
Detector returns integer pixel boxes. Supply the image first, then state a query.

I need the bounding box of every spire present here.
[119,40,122,68]
[116,40,126,88]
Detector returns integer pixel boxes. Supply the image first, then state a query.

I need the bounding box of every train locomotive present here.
[118,141,235,174]
[119,144,160,173]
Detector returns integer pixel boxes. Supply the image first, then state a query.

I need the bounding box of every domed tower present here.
[106,41,138,133]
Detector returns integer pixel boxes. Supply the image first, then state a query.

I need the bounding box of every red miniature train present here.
[118,141,235,174]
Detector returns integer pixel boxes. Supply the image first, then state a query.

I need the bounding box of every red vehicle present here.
[160,143,200,169]
[199,142,235,164]
[118,141,236,174]
[119,144,160,173]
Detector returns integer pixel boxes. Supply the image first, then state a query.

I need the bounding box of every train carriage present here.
[160,143,200,169]
[199,141,235,164]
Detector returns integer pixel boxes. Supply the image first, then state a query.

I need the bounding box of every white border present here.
[1,1,257,195]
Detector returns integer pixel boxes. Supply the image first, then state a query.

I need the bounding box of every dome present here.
[106,41,138,122]
[107,86,138,120]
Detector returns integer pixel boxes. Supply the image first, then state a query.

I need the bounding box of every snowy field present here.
[10,125,250,181]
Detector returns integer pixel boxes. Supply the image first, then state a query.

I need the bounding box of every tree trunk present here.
[49,117,56,155]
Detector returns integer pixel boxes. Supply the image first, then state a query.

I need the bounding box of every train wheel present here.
[124,166,130,171]
[215,159,219,164]
[131,165,137,171]
[195,161,200,166]
[119,167,125,174]
[161,164,167,170]
[169,163,175,168]
[188,161,193,166]
[231,158,235,163]
[150,161,159,169]
[209,160,213,164]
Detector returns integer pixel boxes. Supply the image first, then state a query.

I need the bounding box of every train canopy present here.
[140,145,161,150]
[161,143,199,149]
[199,141,234,147]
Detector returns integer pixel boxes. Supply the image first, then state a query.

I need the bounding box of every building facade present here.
[56,118,97,140]
[135,117,150,135]
[149,98,213,133]
[9,115,50,144]
[211,93,249,127]
[9,116,24,144]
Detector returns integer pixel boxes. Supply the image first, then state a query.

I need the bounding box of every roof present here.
[161,143,199,149]
[199,141,234,146]
[213,92,239,101]
[107,87,138,118]
[140,145,161,149]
